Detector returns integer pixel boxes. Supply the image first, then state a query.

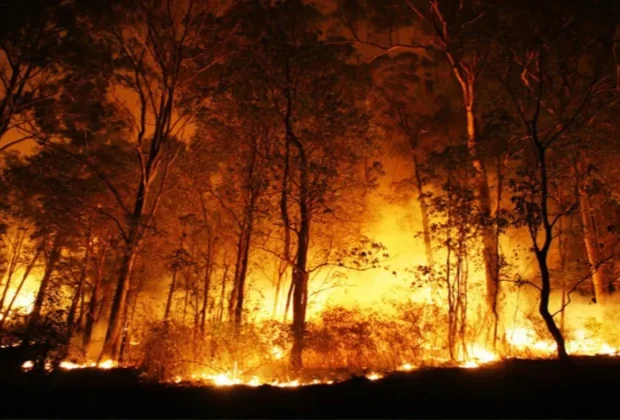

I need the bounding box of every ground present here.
[1,357,619,418]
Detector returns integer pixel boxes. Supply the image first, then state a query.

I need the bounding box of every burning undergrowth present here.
[11,301,615,389]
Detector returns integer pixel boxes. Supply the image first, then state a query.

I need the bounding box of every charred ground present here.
[1,356,619,419]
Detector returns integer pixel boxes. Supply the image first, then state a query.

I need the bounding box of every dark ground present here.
[1,356,619,418]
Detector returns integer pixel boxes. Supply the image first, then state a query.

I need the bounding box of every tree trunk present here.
[99,243,138,362]
[163,268,178,323]
[272,263,286,319]
[233,225,252,333]
[275,126,292,319]
[25,234,63,338]
[0,228,26,313]
[200,237,213,333]
[67,233,93,335]
[182,265,191,325]
[290,151,310,371]
[451,65,499,324]
[83,241,106,350]
[284,274,294,323]
[535,144,570,364]
[412,149,433,267]
[290,250,309,371]
[558,212,569,332]
[537,251,570,362]
[218,264,228,324]
[118,289,133,365]
[492,153,504,348]
[228,229,245,321]
[231,142,260,333]
[0,246,40,329]
[579,188,610,304]
[466,104,499,319]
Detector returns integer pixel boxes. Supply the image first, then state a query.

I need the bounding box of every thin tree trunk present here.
[68,232,93,335]
[272,263,286,319]
[118,289,134,365]
[445,233,454,361]
[120,272,144,365]
[228,229,246,320]
[579,186,609,305]
[83,240,106,350]
[100,143,162,361]
[0,228,26,313]
[491,152,504,348]
[200,237,213,333]
[99,241,138,362]
[535,143,570,363]
[182,265,191,325]
[0,246,41,329]
[284,275,294,323]
[233,224,252,333]
[290,149,310,371]
[537,251,570,362]
[218,264,228,325]
[275,124,292,319]
[231,142,260,333]
[164,268,178,323]
[558,213,568,332]
[78,282,86,329]
[450,63,499,323]
[412,149,433,267]
[25,233,63,339]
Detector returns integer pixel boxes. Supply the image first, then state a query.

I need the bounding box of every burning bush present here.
[139,321,200,380]
[136,319,291,382]
[303,304,441,372]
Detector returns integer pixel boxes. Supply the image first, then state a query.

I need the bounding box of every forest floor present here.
[1,356,619,418]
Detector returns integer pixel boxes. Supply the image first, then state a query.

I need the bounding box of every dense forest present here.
[0,0,619,384]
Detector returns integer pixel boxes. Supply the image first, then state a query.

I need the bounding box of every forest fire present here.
[506,328,620,357]
[1,0,620,417]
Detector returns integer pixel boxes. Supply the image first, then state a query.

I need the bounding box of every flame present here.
[197,372,305,388]
[398,363,415,371]
[0,276,37,322]
[21,359,118,373]
[460,360,480,369]
[98,359,116,369]
[7,196,620,388]
[270,346,284,360]
[468,344,500,364]
[506,327,619,357]
[57,359,117,370]
[170,369,389,388]
[366,372,383,381]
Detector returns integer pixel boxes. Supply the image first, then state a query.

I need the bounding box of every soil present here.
[1,356,619,418]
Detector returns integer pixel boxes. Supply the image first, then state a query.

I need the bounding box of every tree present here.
[0,0,102,151]
[494,0,612,362]
[336,0,502,338]
[229,0,380,370]
[65,0,233,362]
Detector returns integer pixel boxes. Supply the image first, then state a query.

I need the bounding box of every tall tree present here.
[336,0,502,337]
[495,0,612,361]
[83,0,232,362]
[231,0,377,369]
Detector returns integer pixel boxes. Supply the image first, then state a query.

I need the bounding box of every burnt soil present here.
[1,356,619,418]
